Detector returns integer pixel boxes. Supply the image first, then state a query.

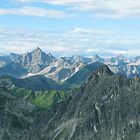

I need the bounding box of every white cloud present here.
[0,6,71,18]
[0,27,140,56]
[102,49,140,56]
[10,0,140,18]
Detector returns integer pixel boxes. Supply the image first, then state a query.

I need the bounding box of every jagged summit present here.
[32,47,44,55]
[35,47,42,51]
[87,65,114,85]
[0,47,56,75]
[0,50,140,80]
[92,65,114,77]
[21,47,56,73]
[32,47,55,59]
[92,54,105,62]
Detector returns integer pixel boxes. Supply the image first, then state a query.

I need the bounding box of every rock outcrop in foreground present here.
[0,65,140,140]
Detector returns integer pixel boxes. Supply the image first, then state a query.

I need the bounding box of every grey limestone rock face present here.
[0,50,140,81]
[0,65,140,140]
[0,47,56,77]
[19,47,56,73]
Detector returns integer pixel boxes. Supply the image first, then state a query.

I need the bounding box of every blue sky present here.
[0,0,140,57]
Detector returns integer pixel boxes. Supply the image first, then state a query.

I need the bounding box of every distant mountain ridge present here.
[0,62,105,91]
[0,74,63,91]
[64,62,105,88]
[0,47,140,81]
[0,47,56,77]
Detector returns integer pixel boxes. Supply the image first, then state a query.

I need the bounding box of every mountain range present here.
[0,62,104,91]
[0,47,140,83]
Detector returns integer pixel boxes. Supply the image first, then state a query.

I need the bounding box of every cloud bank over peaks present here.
[0,27,140,56]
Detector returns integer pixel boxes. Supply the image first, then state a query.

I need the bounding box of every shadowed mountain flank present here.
[0,65,140,140]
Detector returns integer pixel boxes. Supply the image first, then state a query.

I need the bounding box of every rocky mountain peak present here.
[97,65,114,76]
[92,54,104,62]
[33,47,42,53]
[31,47,44,57]
[31,47,55,60]
[88,65,114,83]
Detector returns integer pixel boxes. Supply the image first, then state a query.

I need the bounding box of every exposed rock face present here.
[24,54,140,81]
[19,47,56,73]
[108,64,140,78]
[0,86,40,140]
[0,49,140,80]
[44,66,140,140]
[38,56,86,82]
[0,47,56,77]
[0,65,140,140]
